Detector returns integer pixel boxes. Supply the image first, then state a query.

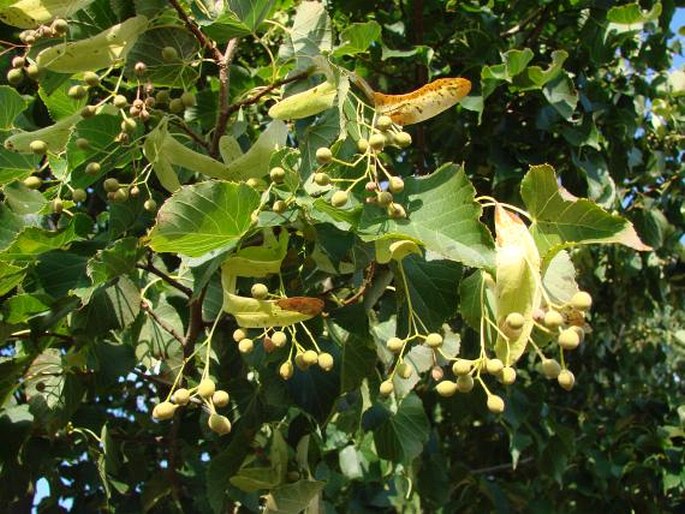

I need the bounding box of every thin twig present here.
[169,119,210,149]
[140,300,186,346]
[342,262,377,306]
[137,261,193,297]
[209,38,240,158]
[168,0,223,62]
[224,69,311,118]
[470,457,534,475]
[183,287,207,358]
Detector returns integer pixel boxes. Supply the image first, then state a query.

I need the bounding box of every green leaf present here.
[87,237,141,287]
[542,72,578,120]
[512,50,568,91]
[373,393,430,463]
[0,147,40,185]
[503,48,534,79]
[35,250,90,298]
[359,163,495,270]
[3,293,51,324]
[606,2,662,25]
[332,21,382,57]
[0,0,95,28]
[262,480,325,514]
[0,204,24,251]
[124,26,200,87]
[329,304,377,393]
[541,250,579,305]
[0,86,27,129]
[0,214,91,261]
[289,1,332,69]
[458,270,493,332]
[72,276,141,334]
[39,80,87,120]
[3,181,47,214]
[520,164,651,259]
[0,263,26,295]
[148,181,260,257]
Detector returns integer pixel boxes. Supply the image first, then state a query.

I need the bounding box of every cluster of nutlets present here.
[153,378,232,436]
[6,19,68,85]
[379,331,445,396]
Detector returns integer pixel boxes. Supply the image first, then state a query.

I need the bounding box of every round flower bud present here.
[379,380,394,396]
[29,140,48,155]
[436,380,458,397]
[171,388,190,406]
[197,378,216,398]
[331,190,349,207]
[269,166,286,183]
[452,359,472,376]
[369,133,386,151]
[485,358,504,375]
[302,350,318,366]
[279,361,294,380]
[113,94,128,108]
[271,331,287,347]
[212,390,230,408]
[251,283,269,299]
[23,176,42,189]
[152,401,178,420]
[456,374,474,392]
[500,366,517,385]
[318,352,334,371]
[558,328,580,350]
[103,178,120,193]
[375,115,393,131]
[314,172,330,186]
[238,338,254,354]
[557,369,575,390]
[570,291,592,311]
[208,413,231,435]
[161,46,179,62]
[393,131,412,148]
[487,394,505,414]
[397,362,413,379]
[357,138,369,153]
[541,358,561,379]
[425,332,443,348]
[315,147,333,164]
[505,312,525,330]
[388,176,405,194]
[83,71,100,87]
[544,310,564,330]
[386,337,404,352]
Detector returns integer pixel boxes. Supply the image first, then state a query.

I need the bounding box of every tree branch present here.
[183,287,207,359]
[223,69,311,118]
[137,259,193,297]
[140,300,186,346]
[168,0,223,62]
[209,38,240,158]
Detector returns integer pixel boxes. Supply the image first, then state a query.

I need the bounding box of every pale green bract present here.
[0,0,94,28]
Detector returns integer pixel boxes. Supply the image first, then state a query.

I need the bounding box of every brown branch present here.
[168,0,223,62]
[209,38,240,158]
[141,300,186,346]
[183,287,207,358]
[470,457,533,475]
[224,69,311,118]
[169,118,210,150]
[137,260,193,297]
[342,262,376,306]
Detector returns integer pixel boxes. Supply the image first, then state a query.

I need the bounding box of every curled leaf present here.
[268,81,337,120]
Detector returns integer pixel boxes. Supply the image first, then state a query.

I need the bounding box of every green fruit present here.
[318,352,334,371]
[387,202,407,218]
[541,358,561,379]
[487,394,505,414]
[436,380,458,397]
[456,374,474,392]
[425,332,443,348]
[68,85,87,99]
[85,162,101,175]
[152,401,177,420]
[171,388,190,405]
[302,350,318,366]
[197,378,216,398]
[386,336,404,352]
[11,56,25,68]
[169,98,185,113]
[388,176,405,193]
[544,309,564,329]
[331,190,349,207]
[251,283,269,299]
[271,331,287,347]
[558,328,580,350]
[238,338,254,353]
[272,200,286,213]
[397,362,413,379]
[279,361,294,380]
[393,131,412,148]
[269,166,286,183]
[375,115,393,131]
[7,68,23,85]
[357,138,369,153]
[23,176,42,189]
[81,105,96,118]
[232,328,247,342]
[452,359,472,376]
[570,325,585,343]
[113,188,129,202]
[486,358,504,375]
[315,147,333,164]
[377,191,393,207]
[212,390,230,407]
[570,291,592,311]
[29,140,48,155]
[557,369,575,390]
[103,178,119,192]
[52,18,69,35]
[155,90,170,104]
[121,118,137,133]
[72,188,87,202]
[161,46,179,62]
[144,198,157,212]
[180,91,196,107]
[26,63,41,80]
[500,366,517,385]
[505,312,525,330]
[369,133,386,150]
[83,71,100,87]
[113,94,128,108]
[208,413,231,435]
[313,172,330,186]
[129,185,140,197]
[76,138,90,150]
[379,380,394,395]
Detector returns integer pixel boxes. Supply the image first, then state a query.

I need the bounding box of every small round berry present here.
[238,338,254,353]
[29,140,48,155]
[144,198,157,212]
[388,176,405,194]
[103,178,120,193]
[26,63,41,80]
[208,413,231,435]
[485,358,504,375]
[505,312,525,330]
[171,388,190,405]
[121,118,137,133]
[315,147,333,164]
[393,131,412,148]
[169,98,185,113]
[251,283,269,300]
[161,46,179,62]
[397,362,413,379]
[52,198,63,214]
[75,138,90,150]
[500,366,517,385]
[557,369,575,390]
[487,394,505,414]
[197,378,216,398]
[431,366,444,381]
[570,291,592,311]
[212,390,230,408]
[386,337,404,352]
[558,328,580,350]
[379,380,394,396]
[271,331,287,347]
[272,200,286,213]
[113,94,128,108]
[152,401,177,420]
[23,176,42,189]
[71,188,87,202]
[81,105,96,118]
[425,332,443,348]
[436,380,458,397]
[331,190,349,207]
[313,172,330,186]
[302,350,318,366]
[85,162,101,175]
[7,68,24,85]
[269,166,286,183]
[134,61,147,75]
[544,310,564,330]
[377,191,393,207]
[180,91,196,107]
[369,133,386,151]
[452,359,472,376]
[375,115,393,131]
[456,374,474,392]
[387,202,407,218]
[279,361,294,380]
[357,138,369,153]
[68,85,87,99]
[129,185,140,197]
[52,18,69,35]
[83,71,100,87]
[541,358,561,379]
[11,56,25,68]
[318,352,334,371]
